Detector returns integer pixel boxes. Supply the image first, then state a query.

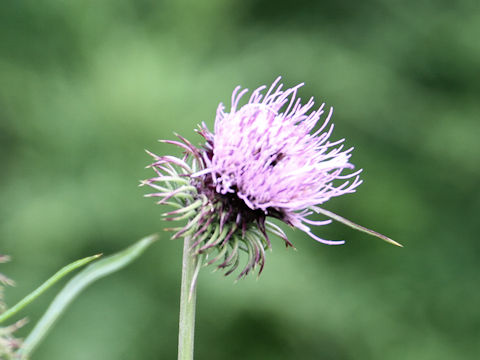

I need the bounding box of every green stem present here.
[0,254,101,324]
[178,236,198,360]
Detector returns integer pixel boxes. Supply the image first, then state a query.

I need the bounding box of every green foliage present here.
[1,1,479,359]
[0,255,100,325]
[18,235,158,359]
[1,255,23,360]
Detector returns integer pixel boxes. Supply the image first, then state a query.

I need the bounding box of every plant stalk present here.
[178,236,198,360]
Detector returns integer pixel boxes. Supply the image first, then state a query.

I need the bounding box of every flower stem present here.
[178,236,198,360]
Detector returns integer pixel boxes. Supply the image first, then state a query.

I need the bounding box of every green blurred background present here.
[1,0,479,359]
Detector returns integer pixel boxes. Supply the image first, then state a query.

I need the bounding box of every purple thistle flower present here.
[142,77,400,279]
[1,255,25,358]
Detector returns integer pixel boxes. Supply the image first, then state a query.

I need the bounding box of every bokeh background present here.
[1,1,479,359]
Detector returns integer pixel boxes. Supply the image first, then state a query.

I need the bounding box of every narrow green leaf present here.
[315,207,403,247]
[17,234,159,359]
[0,254,101,324]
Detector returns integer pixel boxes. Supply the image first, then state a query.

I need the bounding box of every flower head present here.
[0,255,14,314]
[142,77,399,278]
[1,255,25,359]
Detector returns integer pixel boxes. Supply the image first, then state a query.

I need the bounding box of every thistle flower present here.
[142,77,399,279]
[1,255,25,359]
[0,255,14,314]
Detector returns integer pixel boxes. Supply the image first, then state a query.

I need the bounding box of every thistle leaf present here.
[17,234,158,359]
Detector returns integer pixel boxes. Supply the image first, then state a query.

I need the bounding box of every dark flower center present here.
[194,170,288,238]
[195,135,289,238]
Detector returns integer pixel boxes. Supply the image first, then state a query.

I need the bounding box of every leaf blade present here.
[18,234,158,359]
